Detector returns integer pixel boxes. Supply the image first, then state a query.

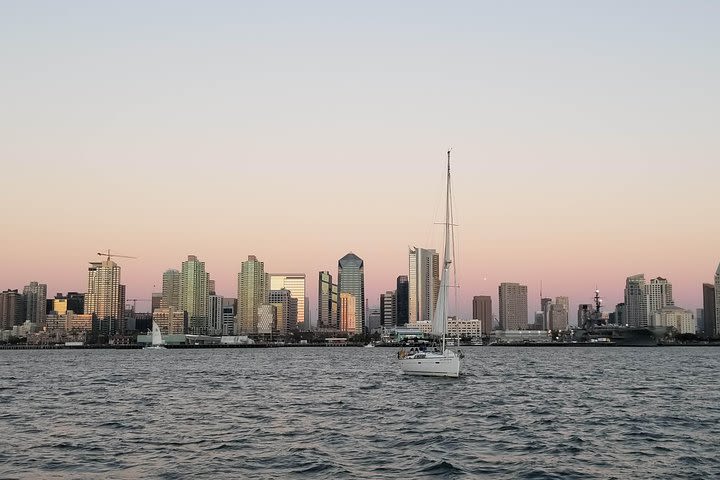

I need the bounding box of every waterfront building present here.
[222,298,236,335]
[23,282,47,324]
[533,311,544,330]
[578,304,592,327]
[715,263,720,337]
[151,292,162,312]
[472,295,492,335]
[368,307,381,333]
[614,303,626,325]
[85,260,124,334]
[257,304,276,336]
[381,291,396,329]
[52,296,68,315]
[0,290,24,330]
[550,302,569,330]
[208,294,224,335]
[340,292,357,333]
[208,279,216,295]
[269,289,297,336]
[408,247,439,324]
[624,274,647,327]
[396,275,409,326]
[237,255,268,334]
[498,282,528,330]
[415,318,481,337]
[696,308,704,335]
[338,253,365,334]
[180,255,209,334]
[652,306,695,334]
[269,274,306,330]
[703,283,716,337]
[152,307,186,335]
[318,271,333,329]
[645,277,674,320]
[161,269,181,309]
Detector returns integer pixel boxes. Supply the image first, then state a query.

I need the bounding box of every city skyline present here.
[1,2,718,319]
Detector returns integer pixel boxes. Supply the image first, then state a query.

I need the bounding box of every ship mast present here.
[442,150,452,352]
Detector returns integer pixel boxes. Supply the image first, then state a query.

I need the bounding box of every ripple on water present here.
[1,347,720,479]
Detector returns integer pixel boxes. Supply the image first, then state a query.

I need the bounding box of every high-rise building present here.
[161,269,181,309]
[208,294,224,335]
[85,260,123,334]
[408,247,439,324]
[395,275,409,326]
[66,292,84,315]
[624,274,647,327]
[53,295,68,315]
[472,295,492,335]
[23,282,47,324]
[368,307,382,333]
[222,298,236,335]
[498,283,528,330]
[695,308,704,335]
[702,283,716,338]
[644,277,674,319]
[208,279,216,296]
[540,297,553,330]
[549,296,569,330]
[238,255,267,334]
[318,271,333,329]
[152,307,186,334]
[151,292,162,312]
[257,304,276,335]
[338,253,365,334]
[180,255,208,334]
[715,263,720,337]
[340,292,357,333]
[269,289,296,337]
[652,306,694,334]
[0,290,24,330]
[269,274,306,331]
[381,290,396,329]
[331,282,339,329]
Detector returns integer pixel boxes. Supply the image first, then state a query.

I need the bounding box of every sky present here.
[1,1,718,322]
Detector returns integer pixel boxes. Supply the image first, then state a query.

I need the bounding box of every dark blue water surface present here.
[1,347,719,479]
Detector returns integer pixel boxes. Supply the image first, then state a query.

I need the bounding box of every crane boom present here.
[98,249,137,261]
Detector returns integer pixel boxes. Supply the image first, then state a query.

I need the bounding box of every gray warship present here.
[573,290,669,346]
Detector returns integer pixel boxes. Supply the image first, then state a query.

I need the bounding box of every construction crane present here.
[97,250,137,261]
[126,299,152,312]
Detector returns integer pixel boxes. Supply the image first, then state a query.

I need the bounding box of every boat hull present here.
[399,351,461,378]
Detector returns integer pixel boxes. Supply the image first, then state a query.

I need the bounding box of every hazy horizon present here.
[2,1,718,320]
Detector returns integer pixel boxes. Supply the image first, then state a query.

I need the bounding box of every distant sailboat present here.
[144,321,166,349]
[398,151,462,377]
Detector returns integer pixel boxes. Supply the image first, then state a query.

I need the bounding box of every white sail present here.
[151,321,164,346]
[431,267,448,336]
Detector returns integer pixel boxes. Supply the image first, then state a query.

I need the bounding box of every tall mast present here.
[442,150,452,351]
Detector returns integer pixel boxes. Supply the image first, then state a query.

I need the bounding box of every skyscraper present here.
[381,290,396,329]
[624,274,647,327]
[338,253,365,334]
[180,255,208,334]
[644,277,674,319]
[551,296,569,330]
[23,282,47,324]
[472,295,492,335]
[318,271,335,329]
[395,275,409,326]
[85,260,123,334]
[498,282,528,330]
[269,274,306,330]
[339,292,356,333]
[408,247,439,324]
[238,255,267,334]
[702,283,716,338]
[208,294,224,335]
[269,289,297,337]
[161,269,181,309]
[0,290,24,330]
[715,262,720,337]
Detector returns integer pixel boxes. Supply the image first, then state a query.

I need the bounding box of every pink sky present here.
[1,2,718,321]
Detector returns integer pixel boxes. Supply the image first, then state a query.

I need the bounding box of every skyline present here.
[1,1,718,319]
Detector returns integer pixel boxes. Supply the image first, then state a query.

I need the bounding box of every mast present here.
[442,150,452,351]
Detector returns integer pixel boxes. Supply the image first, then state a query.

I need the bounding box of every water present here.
[1,347,719,479]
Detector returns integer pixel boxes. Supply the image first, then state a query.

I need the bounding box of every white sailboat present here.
[398,150,462,378]
[144,321,166,349]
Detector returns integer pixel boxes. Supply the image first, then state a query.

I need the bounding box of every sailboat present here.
[144,321,166,349]
[398,150,462,378]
